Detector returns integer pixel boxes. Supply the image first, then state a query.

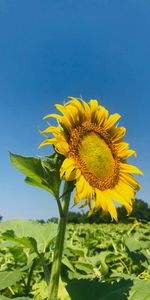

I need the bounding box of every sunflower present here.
[39,97,143,220]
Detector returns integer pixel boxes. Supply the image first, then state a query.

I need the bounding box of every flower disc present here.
[79,132,114,181]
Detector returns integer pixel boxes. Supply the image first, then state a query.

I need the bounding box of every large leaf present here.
[10,153,46,181]
[9,152,61,198]
[125,235,150,252]
[0,270,23,290]
[62,256,76,273]
[129,280,150,300]
[1,230,38,254]
[24,176,53,194]
[0,219,57,252]
[66,279,133,300]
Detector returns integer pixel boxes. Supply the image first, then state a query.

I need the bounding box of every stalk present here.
[25,259,37,295]
[48,181,71,300]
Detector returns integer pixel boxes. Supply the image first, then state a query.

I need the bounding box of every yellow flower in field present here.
[39,97,143,220]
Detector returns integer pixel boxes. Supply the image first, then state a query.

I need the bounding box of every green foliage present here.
[0,270,23,290]
[1,220,150,299]
[0,219,58,299]
[67,279,133,300]
[9,152,62,199]
[31,280,48,299]
[128,280,150,300]
[0,218,57,253]
[132,199,150,222]
[67,279,150,300]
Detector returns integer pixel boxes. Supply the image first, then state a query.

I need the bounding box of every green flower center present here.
[79,132,115,180]
[69,123,119,190]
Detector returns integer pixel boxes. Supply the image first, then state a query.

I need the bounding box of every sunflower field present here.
[0,219,150,300]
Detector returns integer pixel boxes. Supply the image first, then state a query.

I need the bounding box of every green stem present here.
[25,259,37,295]
[56,196,63,217]
[40,253,50,286]
[48,181,71,300]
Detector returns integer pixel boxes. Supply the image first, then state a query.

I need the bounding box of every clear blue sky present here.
[0,0,149,220]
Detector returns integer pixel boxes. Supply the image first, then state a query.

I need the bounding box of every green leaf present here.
[0,270,23,290]
[66,245,88,257]
[17,236,38,253]
[9,152,46,182]
[24,176,53,193]
[9,152,61,198]
[66,279,133,300]
[125,236,143,251]
[74,261,94,273]
[0,219,57,253]
[62,256,76,273]
[2,230,39,253]
[129,280,150,300]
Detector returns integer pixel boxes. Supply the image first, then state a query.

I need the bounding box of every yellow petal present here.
[89,99,99,110]
[56,104,77,127]
[95,189,108,211]
[115,180,135,204]
[61,165,74,180]
[103,113,121,130]
[67,97,85,121]
[64,166,80,181]
[107,199,118,221]
[55,143,68,156]
[55,104,67,115]
[102,190,118,221]
[60,158,75,170]
[60,158,81,181]
[120,163,143,176]
[118,149,136,158]
[115,142,136,158]
[97,105,109,125]
[42,126,62,135]
[109,188,132,215]
[115,142,129,152]
[38,138,56,148]
[89,99,99,123]
[43,113,62,121]
[111,127,126,143]
[81,99,91,120]
[75,175,91,203]
[66,104,80,124]
[87,201,95,217]
[120,174,140,190]
[76,175,87,195]
[61,116,73,132]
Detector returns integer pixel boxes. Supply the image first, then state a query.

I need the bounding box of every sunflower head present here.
[39,97,143,221]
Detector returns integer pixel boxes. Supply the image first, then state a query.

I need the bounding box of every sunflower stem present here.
[55,196,63,217]
[48,181,71,300]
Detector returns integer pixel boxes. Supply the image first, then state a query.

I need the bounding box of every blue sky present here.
[0,0,149,220]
